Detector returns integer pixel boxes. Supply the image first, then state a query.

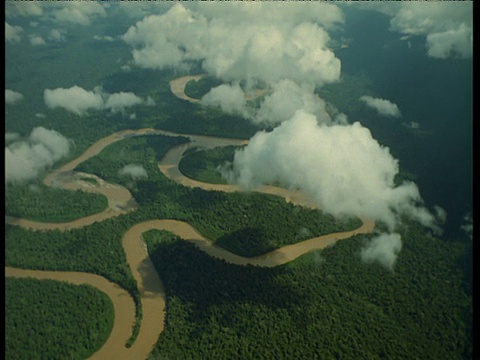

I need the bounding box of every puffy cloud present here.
[122,3,342,86]
[201,83,248,117]
[29,34,46,46]
[104,92,143,113]
[44,86,149,115]
[5,2,43,17]
[48,29,67,42]
[5,22,23,43]
[53,2,107,26]
[359,95,401,118]
[118,164,148,179]
[115,2,171,20]
[5,89,24,105]
[360,233,403,270]
[426,23,472,59]
[93,35,115,42]
[44,86,104,115]
[123,3,346,126]
[5,127,72,183]
[5,133,20,143]
[355,2,473,59]
[255,80,332,126]
[223,110,442,232]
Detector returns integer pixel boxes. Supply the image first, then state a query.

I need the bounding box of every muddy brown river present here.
[6,75,375,359]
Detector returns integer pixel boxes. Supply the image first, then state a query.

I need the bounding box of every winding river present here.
[5,75,375,359]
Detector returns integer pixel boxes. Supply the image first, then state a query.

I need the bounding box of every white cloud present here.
[361,233,403,270]
[48,29,67,42]
[6,2,43,17]
[118,164,148,179]
[5,133,20,143]
[5,127,72,183]
[5,89,24,105]
[93,35,115,42]
[355,2,473,59]
[104,92,143,113]
[122,3,342,86]
[5,22,23,43]
[53,2,107,26]
[426,23,472,59]
[29,34,46,46]
[359,95,401,118]
[223,110,442,232]
[44,86,104,115]
[44,86,149,115]
[123,3,347,126]
[254,80,332,126]
[201,83,248,117]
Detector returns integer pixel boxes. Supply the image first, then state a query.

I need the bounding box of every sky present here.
[5,1,473,269]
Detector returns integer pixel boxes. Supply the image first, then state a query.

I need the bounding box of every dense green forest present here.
[178,145,240,185]
[75,134,361,257]
[145,224,471,359]
[5,277,114,360]
[6,133,362,351]
[5,181,108,222]
[183,75,223,100]
[5,9,472,358]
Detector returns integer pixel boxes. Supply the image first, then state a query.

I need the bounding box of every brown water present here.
[6,75,375,359]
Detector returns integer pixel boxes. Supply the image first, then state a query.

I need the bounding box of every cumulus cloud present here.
[5,22,23,43]
[44,86,104,115]
[118,164,148,179]
[201,83,248,117]
[223,110,442,233]
[6,89,24,105]
[5,132,20,143]
[122,3,347,126]
[255,80,332,126]
[122,2,342,86]
[5,127,72,183]
[48,29,67,42]
[359,95,401,118]
[29,34,46,46]
[93,35,115,42]
[44,86,148,115]
[52,2,107,26]
[355,2,473,59]
[360,233,403,270]
[5,2,43,18]
[104,92,144,113]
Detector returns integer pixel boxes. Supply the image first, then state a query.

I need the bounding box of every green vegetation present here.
[6,277,114,360]
[184,75,223,99]
[145,223,471,359]
[178,145,240,185]
[6,182,108,223]
[76,134,361,257]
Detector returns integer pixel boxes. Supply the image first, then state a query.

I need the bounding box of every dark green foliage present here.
[183,76,223,99]
[5,278,114,360]
[145,224,471,360]
[5,220,136,294]
[76,134,190,188]
[188,191,362,257]
[76,134,361,257]
[178,145,240,184]
[5,182,108,222]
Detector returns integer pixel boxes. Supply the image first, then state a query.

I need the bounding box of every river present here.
[5,75,374,359]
